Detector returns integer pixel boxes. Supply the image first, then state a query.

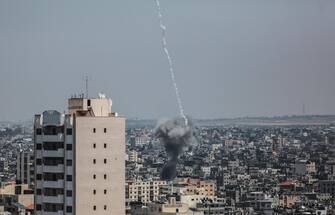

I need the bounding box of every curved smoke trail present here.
[154,0,188,126]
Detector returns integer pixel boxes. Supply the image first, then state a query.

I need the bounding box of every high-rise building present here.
[34,95,125,215]
[16,151,34,185]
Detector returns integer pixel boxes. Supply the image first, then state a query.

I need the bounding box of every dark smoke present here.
[155,117,192,180]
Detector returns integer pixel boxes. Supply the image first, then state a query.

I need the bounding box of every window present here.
[93,189,96,195]
[66,144,72,150]
[104,143,107,148]
[44,173,64,181]
[67,190,72,197]
[104,189,107,194]
[43,126,63,135]
[66,206,72,213]
[36,144,42,150]
[104,205,107,210]
[43,157,63,166]
[104,159,107,164]
[93,205,96,211]
[36,159,42,165]
[36,204,42,211]
[104,128,107,133]
[93,128,96,133]
[36,128,42,135]
[66,128,72,135]
[43,142,63,150]
[22,190,32,195]
[44,203,63,212]
[37,189,42,195]
[93,143,96,148]
[104,174,107,179]
[36,174,42,180]
[93,174,96,179]
[66,175,72,181]
[93,159,96,164]
[87,99,91,106]
[66,160,72,166]
[44,188,64,196]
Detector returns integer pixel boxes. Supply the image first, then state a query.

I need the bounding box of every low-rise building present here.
[127,180,167,203]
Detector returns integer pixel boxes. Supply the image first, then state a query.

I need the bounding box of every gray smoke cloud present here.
[155,117,192,180]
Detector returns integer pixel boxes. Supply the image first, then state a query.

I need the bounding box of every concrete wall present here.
[74,116,125,215]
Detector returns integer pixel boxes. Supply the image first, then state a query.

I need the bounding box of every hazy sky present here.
[1,0,335,121]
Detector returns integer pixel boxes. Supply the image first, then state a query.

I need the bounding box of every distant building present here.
[279,195,298,208]
[0,159,5,173]
[319,180,335,197]
[191,202,227,215]
[16,151,34,185]
[0,158,8,172]
[175,178,216,197]
[128,150,139,163]
[279,180,297,192]
[201,167,211,178]
[135,136,150,146]
[0,182,34,214]
[127,180,167,203]
[325,160,335,179]
[294,160,316,176]
[131,197,189,215]
[129,136,136,147]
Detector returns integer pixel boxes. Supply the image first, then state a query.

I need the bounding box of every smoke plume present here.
[155,117,192,180]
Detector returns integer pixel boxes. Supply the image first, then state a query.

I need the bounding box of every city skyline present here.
[1,0,335,121]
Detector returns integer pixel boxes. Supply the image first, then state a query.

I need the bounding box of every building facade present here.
[34,95,125,215]
[126,180,167,203]
[16,151,34,185]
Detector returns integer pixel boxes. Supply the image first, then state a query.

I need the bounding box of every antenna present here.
[85,75,89,99]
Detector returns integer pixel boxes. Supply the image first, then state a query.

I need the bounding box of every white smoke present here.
[154,0,188,126]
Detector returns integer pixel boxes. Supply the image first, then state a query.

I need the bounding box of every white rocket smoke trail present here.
[154,0,188,126]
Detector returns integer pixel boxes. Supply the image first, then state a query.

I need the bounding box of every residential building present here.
[16,151,34,185]
[127,179,167,203]
[34,95,125,215]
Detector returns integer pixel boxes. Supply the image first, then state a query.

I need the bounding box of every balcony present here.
[35,150,42,159]
[42,134,64,142]
[65,136,73,144]
[42,149,64,157]
[43,195,64,204]
[66,166,73,174]
[43,165,64,173]
[65,182,73,190]
[43,180,64,188]
[36,211,64,215]
[66,151,73,159]
[35,135,43,143]
[36,165,43,173]
[66,197,73,205]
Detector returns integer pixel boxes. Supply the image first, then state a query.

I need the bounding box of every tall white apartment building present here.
[34,95,125,215]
